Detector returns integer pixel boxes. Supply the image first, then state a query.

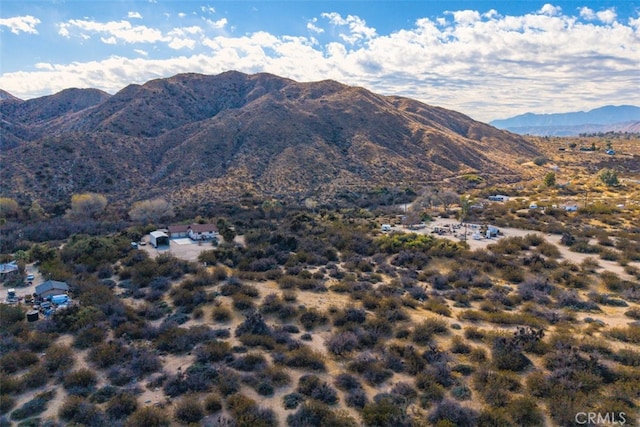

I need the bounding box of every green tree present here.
[28,200,46,220]
[543,172,556,187]
[598,169,619,186]
[216,218,236,243]
[30,243,57,264]
[459,195,474,223]
[70,193,107,218]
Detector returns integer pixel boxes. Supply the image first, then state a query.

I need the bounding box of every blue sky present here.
[1,1,639,121]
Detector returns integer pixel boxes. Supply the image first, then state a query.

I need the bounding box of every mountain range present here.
[490,105,640,136]
[0,71,539,207]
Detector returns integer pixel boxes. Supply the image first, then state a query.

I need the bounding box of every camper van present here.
[381,224,392,232]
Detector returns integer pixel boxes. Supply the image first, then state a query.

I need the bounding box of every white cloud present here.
[307,18,324,34]
[596,9,617,24]
[451,10,481,25]
[206,18,227,29]
[321,12,376,44]
[3,8,640,122]
[134,49,149,56]
[58,19,164,44]
[0,15,41,34]
[579,7,595,20]
[538,4,562,16]
[178,13,187,18]
[128,11,142,19]
[201,6,215,14]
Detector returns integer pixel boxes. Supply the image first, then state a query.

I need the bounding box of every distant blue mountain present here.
[491,105,640,136]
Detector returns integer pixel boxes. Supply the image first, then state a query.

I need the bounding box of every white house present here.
[563,204,578,212]
[168,223,218,241]
[488,195,509,202]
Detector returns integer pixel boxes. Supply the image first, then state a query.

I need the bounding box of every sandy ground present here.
[390,219,640,280]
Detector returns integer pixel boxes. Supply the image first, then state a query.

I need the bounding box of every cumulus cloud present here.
[58,19,164,43]
[0,15,41,34]
[579,7,596,20]
[321,12,376,44]
[205,18,227,29]
[596,9,617,24]
[2,7,640,121]
[539,4,562,16]
[128,11,142,19]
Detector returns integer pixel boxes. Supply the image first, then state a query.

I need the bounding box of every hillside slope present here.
[1,72,539,206]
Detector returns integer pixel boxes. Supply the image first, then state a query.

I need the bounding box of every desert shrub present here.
[473,369,520,407]
[624,307,640,320]
[232,293,256,311]
[58,395,105,426]
[476,407,513,427]
[216,367,241,396]
[43,344,74,373]
[0,394,15,415]
[390,381,418,402]
[451,383,472,400]
[343,388,366,409]
[283,392,304,409]
[428,399,478,427]
[88,340,130,368]
[286,400,357,427]
[204,393,222,413]
[606,325,640,344]
[105,392,138,419]
[361,396,410,426]
[0,350,39,373]
[236,311,272,337]
[334,373,363,392]
[230,353,267,372]
[63,368,98,396]
[469,347,487,363]
[211,304,232,322]
[0,374,21,396]
[299,308,329,331]
[0,304,25,328]
[411,317,448,345]
[11,390,55,421]
[174,396,204,424]
[91,386,118,404]
[507,396,544,426]
[347,353,394,386]
[24,331,53,352]
[325,331,359,356]
[277,346,325,371]
[450,336,472,354]
[73,326,106,349]
[464,326,485,341]
[294,375,336,405]
[125,407,170,427]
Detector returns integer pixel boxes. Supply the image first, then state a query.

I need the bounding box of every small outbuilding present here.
[0,261,19,278]
[150,230,170,248]
[488,195,509,202]
[35,280,69,299]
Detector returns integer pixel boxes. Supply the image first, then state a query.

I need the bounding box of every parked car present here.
[26,274,35,281]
